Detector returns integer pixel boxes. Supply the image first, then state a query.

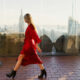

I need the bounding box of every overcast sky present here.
[0,0,80,25]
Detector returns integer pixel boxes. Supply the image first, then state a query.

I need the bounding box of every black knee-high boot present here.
[38,69,47,78]
[6,70,16,79]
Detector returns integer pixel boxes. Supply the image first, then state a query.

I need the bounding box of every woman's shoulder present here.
[29,23,35,30]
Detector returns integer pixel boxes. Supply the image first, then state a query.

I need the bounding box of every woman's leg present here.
[6,54,25,79]
[14,54,25,71]
[38,64,45,70]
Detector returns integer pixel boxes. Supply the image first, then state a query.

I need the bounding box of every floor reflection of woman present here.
[6,13,47,79]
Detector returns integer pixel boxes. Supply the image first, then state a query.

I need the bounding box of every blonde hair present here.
[24,13,37,31]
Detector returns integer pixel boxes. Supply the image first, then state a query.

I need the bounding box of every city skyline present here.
[0,0,80,26]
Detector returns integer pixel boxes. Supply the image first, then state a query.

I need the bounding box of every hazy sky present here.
[0,0,80,25]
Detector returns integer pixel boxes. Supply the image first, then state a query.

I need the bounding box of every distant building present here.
[76,22,80,35]
[68,17,76,35]
[68,17,80,35]
[19,9,24,33]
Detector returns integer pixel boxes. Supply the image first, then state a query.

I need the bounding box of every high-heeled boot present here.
[6,70,16,79]
[38,69,47,78]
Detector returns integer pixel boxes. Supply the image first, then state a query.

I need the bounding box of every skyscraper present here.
[68,17,76,35]
[19,9,24,33]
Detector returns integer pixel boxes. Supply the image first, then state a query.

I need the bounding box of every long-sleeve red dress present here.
[17,24,43,66]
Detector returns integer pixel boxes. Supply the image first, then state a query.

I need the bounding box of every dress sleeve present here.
[30,25,42,44]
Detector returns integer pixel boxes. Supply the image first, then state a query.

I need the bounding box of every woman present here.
[6,13,47,79]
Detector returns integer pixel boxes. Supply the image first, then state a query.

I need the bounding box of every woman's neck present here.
[28,22,31,26]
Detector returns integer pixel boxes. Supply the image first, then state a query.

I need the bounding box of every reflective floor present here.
[0,56,80,80]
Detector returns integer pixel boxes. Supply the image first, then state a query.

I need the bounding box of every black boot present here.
[38,69,47,78]
[6,70,16,79]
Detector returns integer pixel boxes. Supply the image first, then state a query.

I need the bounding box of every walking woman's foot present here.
[38,69,47,78]
[6,70,16,79]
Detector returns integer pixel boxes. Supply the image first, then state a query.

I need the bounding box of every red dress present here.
[17,24,43,66]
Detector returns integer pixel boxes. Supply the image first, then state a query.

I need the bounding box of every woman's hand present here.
[35,43,42,53]
[38,48,42,53]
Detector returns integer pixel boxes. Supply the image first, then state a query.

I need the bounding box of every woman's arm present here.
[35,43,42,53]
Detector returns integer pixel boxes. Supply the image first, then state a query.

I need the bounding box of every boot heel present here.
[44,72,47,78]
[12,74,16,79]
